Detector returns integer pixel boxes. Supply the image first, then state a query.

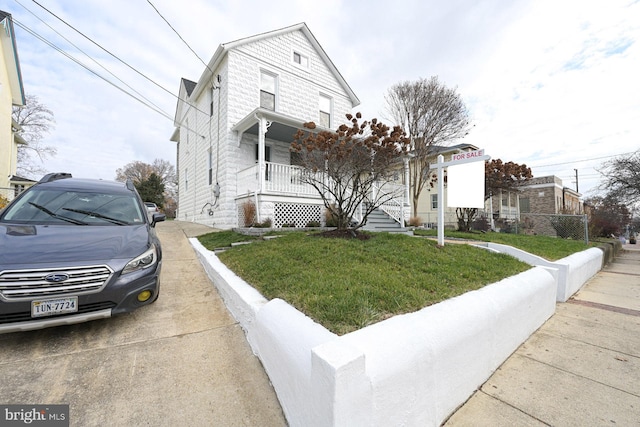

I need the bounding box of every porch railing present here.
[373,181,405,225]
[237,163,408,226]
[236,162,319,197]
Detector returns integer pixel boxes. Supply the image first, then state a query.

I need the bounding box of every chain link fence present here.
[511,213,589,243]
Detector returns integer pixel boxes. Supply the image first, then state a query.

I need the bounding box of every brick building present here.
[517,175,583,235]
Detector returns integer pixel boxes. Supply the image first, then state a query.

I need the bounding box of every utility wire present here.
[29,0,210,118]
[529,152,634,168]
[15,0,167,116]
[145,0,212,72]
[13,19,206,137]
[14,20,172,120]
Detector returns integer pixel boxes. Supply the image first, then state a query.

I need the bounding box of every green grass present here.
[196,230,260,248]
[199,231,532,335]
[412,229,596,261]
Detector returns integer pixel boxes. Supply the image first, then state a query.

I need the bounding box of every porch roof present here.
[232,107,326,144]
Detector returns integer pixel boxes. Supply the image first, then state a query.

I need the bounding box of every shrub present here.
[254,218,272,228]
[472,216,490,232]
[241,200,256,227]
[306,220,321,228]
[408,216,422,227]
[324,205,338,227]
[0,195,8,210]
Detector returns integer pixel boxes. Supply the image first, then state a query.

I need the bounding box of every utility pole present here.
[574,169,579,193]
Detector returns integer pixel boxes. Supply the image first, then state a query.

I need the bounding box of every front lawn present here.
[412,229,596,261]
[199,231,531,335]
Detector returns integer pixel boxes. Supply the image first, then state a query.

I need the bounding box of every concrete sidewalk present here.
[445,243,640,426]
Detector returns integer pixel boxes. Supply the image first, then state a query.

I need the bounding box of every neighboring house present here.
[414,142,583,233]
[517,175,582,235]
[171,23,408,230]
[0,10,26,202]
[518,175,582,215]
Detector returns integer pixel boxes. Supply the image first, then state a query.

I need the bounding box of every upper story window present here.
[319,94,331,128]
[430,194,437,210]
[260,71,277,111]
[293,51,309,68]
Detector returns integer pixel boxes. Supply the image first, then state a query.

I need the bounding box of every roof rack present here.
[39,173,72,183]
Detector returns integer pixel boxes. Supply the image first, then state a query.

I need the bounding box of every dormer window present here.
[293,51,308,68]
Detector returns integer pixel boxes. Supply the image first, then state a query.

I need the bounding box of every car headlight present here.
[122,244,157,275]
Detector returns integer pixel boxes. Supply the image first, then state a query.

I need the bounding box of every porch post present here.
[256,116,271,193]
[258,117,267,194]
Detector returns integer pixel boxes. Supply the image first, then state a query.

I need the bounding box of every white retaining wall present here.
[479,243,603,301]
[191,238,563,426]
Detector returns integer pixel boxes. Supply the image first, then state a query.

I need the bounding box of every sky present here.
[1,0,639,199]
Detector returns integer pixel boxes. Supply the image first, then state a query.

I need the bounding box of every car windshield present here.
[0,188,145,226]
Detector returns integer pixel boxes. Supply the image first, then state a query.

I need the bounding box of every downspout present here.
[403,156,411,227]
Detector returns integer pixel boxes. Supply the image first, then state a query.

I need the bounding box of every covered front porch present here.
[231,108,411,229]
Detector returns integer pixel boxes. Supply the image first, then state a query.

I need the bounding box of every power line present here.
[13,19,206,137]
[13,19,174,122]
[145,0,211,72]
[28,0,210,118]
[529,152,635,169]
[15,0,167,116]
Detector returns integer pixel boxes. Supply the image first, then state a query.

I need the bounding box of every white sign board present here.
[433,149,491,246]
[447,160,485,208]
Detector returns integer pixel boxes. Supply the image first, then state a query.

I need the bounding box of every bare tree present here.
[115,159,176,208]
[599,150,640,204]
[115,159,175,185]
[385,77,470,217]
[12,94,57,178]
[291,113,410,234]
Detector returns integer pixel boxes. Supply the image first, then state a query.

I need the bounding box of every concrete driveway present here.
[0,220,286,426]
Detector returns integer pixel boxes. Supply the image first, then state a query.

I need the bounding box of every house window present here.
[293,51,309,68]
[319,94,331,128]
[431,194,437,210]
[260,71,277,111]
[520,197,530,213]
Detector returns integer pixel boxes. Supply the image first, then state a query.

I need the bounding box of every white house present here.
[171,23,409,230]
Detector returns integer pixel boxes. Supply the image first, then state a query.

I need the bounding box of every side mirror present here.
[151,213,166,227]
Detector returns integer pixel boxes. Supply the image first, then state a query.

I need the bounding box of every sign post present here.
[434,149,491,246]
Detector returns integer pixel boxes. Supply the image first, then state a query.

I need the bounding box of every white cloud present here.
[2,0,638,198]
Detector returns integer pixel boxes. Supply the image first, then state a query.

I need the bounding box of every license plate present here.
[31,297,78,318]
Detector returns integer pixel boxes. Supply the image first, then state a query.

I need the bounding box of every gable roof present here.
[190,22,359,106]
[172,78,197,127]
[0,10,25,106]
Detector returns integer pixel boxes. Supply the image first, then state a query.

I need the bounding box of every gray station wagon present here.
[0,173,165,334]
